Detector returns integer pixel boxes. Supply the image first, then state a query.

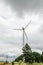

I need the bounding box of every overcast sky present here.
[0,0,43,56]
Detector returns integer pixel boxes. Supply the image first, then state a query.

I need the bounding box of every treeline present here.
[15,43,43,63]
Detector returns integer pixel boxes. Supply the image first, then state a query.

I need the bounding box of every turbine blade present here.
[24,31,28,40]
[24,20,31,29]
[14,29,22,30]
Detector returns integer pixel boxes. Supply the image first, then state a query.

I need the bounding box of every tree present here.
[22,43,32,63]
[15,54,23,62]
[12,62,14,65]
[41,52,43,62]
[32,52,41,62]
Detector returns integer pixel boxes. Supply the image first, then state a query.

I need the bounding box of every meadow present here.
[0,62,43,65]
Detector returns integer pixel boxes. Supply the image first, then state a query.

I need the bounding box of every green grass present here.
[26,63,43,65]
[0,62,43,65]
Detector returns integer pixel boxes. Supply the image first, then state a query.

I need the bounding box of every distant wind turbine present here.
[14,20,31,47]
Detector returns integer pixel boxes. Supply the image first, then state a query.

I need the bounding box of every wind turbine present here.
[14,20,31,47]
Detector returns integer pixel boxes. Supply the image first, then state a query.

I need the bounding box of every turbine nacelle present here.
[22,27,24,30]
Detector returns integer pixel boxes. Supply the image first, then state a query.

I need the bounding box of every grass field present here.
[0,62,43,65]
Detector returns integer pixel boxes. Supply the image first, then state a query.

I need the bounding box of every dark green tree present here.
[15,54,23,62]
[32,52,41,63]
[41,52,43,62]
[12,62,14,65]
[22,43,32,63]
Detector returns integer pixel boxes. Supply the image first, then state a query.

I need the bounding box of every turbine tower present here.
[14,20,31,47]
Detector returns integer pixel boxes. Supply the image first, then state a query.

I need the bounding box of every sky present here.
[0,0,43,57]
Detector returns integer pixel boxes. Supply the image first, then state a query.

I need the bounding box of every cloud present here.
[0,0,43,56]
[39,24,43,34]
[0,16,23,55]
[28,22,43,52]
[4,0,43,17]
